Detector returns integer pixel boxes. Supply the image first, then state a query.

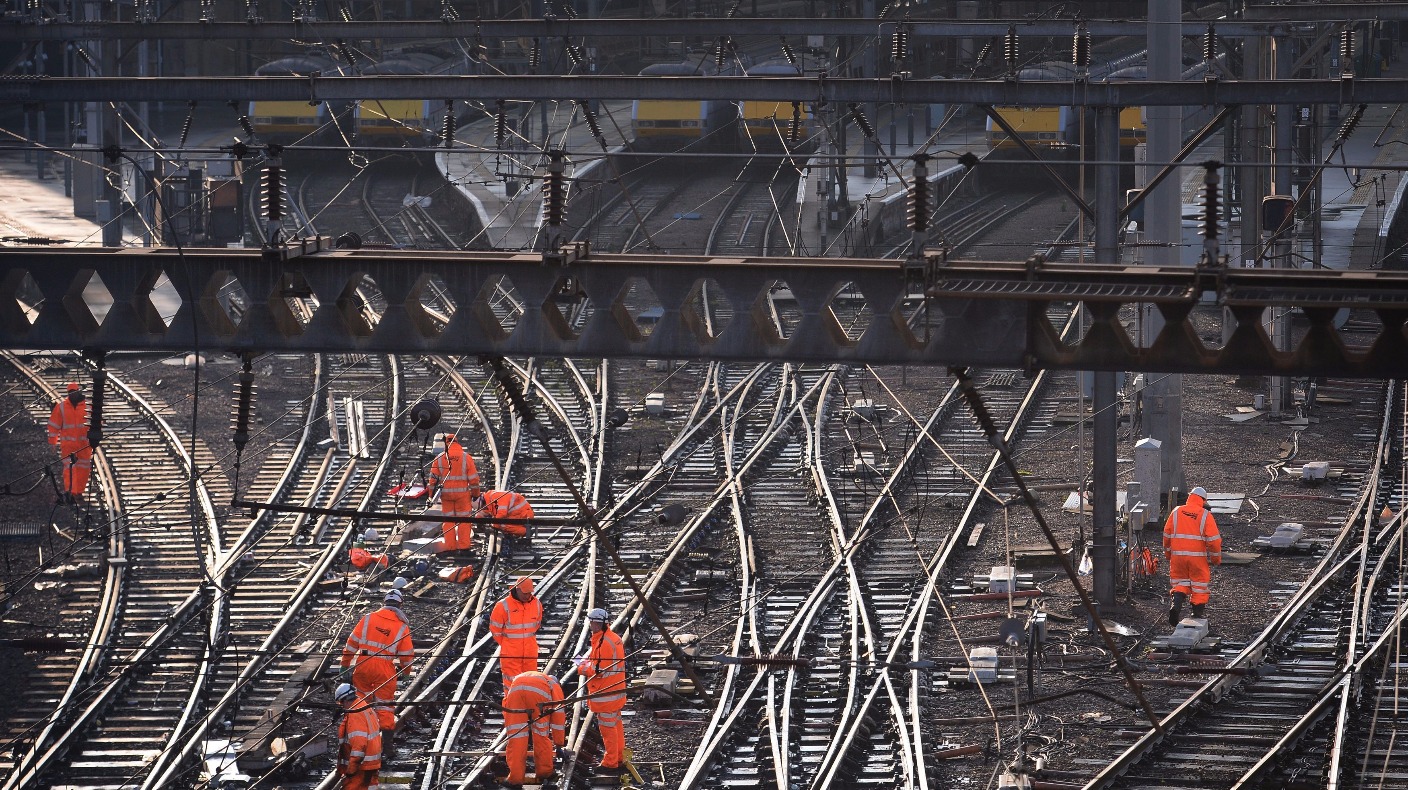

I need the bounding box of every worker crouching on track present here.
[429,433,481,552]
[342,589,415,756]
[500,671,566,786]
[490,576,542,683]
[1164,486,1222,625]
[336,683,383,790]
[478,489,535,541]
[575,607,627,771]
[48,382,92,504]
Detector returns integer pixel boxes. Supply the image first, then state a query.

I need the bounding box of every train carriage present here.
[631,58,736,152]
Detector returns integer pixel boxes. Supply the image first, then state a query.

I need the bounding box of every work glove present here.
[555,746,569,759]
[572,656,588,671]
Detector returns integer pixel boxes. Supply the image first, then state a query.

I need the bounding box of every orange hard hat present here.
[66,382,80,392]
[515,576,534,594]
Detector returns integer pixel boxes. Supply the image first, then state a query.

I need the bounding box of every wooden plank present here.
[966,522,985,548]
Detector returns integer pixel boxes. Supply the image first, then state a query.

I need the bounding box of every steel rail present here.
[141,358,347,789]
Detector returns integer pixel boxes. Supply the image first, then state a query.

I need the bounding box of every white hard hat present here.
[335,683,357,702]
[392,576,409,590]
[384,589,403,605]
[362,528,380,542]
[587,607,609,622]
[1190,486,1208,498]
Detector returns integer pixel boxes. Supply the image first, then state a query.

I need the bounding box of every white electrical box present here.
[998,771,1032,790]
[1168,617,1209,649]
[850,398,878,422]
[967,647,998,683]
[988,565,1016,593]
[1269,522,1305,548]
[1302,461,1330,480]
[645,393,666,416]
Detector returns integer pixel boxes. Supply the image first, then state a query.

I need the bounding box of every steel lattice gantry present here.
[2,244,1407,377]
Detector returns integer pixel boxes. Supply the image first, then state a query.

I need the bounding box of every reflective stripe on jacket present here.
[342,606,414,668]
[431,441,480,496]
[338,705,383,773]
[1163,494,1222,564]
[48,399,87,451]
[490,594,542,645]
[503,671,566,744]
[584,628,627,706]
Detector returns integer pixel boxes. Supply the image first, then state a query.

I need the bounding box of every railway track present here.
[1084,376,1399,789]
[0,354,224,790]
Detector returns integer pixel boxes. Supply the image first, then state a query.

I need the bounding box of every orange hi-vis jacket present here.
[490,593,542,676]
[48,399,89,455]
[342,606,415,670]
[483,490,534,537]
[430,441,481,498]
[338,702,384,774]
[1163,493,1222,566]
[503,671,566,745]
[582,627,627,712]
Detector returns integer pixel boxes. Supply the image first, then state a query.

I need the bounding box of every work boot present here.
[1168,592,1187,626]
[1190,603,1206,619]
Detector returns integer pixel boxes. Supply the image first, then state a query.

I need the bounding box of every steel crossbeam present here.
[2,246,1407,378]
[7,76,1408,106]
[0,19,1276,42]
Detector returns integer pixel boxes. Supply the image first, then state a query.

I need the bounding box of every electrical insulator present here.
[1337,103,1365,140]
[338,4,352,21]
[907,156,930,232]
[577,101,604,142]
[1341,28,1354,71]
[553,0,577,18]
[975,41,992,67]
[1073,24,1090,70]
[337,41,359,70]
[892,19,911,64]
[1004,25,1019,72]
[179,101,196,149]
[1201,162,1220,243]
[232,358,255,455]
[528,38,541,72]
[441,101,455,149]
[849,103,876,138]
[238,114,256,139]
[262,159,283,222]
[565,39,584,69]
[781,37,798,66]
[541,149,567,228]
[495,100,507,148]
[716,37,731,71]
[726,0,741,17]
[788,102,802,145]
[1203,24,1217,62]
[87,367,106,451]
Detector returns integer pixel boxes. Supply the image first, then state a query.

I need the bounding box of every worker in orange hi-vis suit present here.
[47,382,92,503]
[574,608,627,771]
[1163,486,1222,626]
[479,490,535,539]
[335,683,383,790]
[490,577,542,683]
[342,589,415,753]
[428,433,481,551]
[500,671,566,785]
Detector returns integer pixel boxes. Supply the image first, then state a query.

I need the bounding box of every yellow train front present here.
[631,59,736,153]
[737,62,818,154]
[353,53,466,142]
[248,55,340,144]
